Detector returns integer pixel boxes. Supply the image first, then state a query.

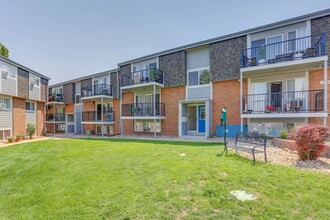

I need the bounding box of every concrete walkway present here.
[0,136,60,148]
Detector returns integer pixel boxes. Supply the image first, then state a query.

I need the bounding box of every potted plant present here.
[15,134,23,142]
[27,123,36,139]
[7,136,16,143]
[258,47,266,64]
[250,57,257,66]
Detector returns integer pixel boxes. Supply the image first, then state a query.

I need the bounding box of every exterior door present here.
[96,104,102,121]
[198,105,205,132]
[270,82,282,110]
[188,106,197,131]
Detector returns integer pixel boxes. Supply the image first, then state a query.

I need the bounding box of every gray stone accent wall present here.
[40,78,48,103]
[311,15,330,65]
[63,83,75,104]
[17,68,29,99]
[119,64,131,87]
[110,72,118,98]
[80,78,92,95]
[210,36,246,81]
[159,51,186,87]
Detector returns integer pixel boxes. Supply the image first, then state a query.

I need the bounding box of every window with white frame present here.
[188,68,210,86]
[0,98,11,110]
[30,75,40,87]
[26,102,36,112]
[75,94,81,104]
[134,119,161,132]
[0,61,17,78]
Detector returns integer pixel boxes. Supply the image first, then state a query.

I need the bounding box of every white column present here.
[120,87,123,137]
[324,60,328,126]
[205,101,209,138]
[101,97,104,136]
[240,70,243,132]
[178,103,182,136]
[153,83,156,138]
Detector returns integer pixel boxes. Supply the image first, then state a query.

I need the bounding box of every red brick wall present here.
[65,103,75,113]
[212,79,248,135]
[13,97,26,136]
[37,102,45,136]
[161,86,185,135]
[122,92,134,135]
[309,68,330,126]
[82,101,95,111]
[113,99,120,135]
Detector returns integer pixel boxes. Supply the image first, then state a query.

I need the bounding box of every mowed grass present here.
[0,139,329,219]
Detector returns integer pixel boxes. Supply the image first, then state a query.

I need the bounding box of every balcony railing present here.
[241,34,326,68]
[82,111,115,122]
[122,102,165,117]
[121,68,164,87]
[48,93,64,102]
[81,84,113,98]
[46,113,65,121]
[242,89,324,114]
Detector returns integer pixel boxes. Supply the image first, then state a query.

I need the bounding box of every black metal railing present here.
[242,89,324,114]
[81,84,113,97]
[121,68,164,87]
[122,102,165,117]
[46,113,66,121]
[82,111,115,122]
[48,93,64,102]
[241,34,326,67]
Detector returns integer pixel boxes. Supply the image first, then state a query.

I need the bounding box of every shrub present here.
[27,123,36,139]
[279,129,289,139]
[15,134,22,139]
[288,124,329,160]
[6,136,16,143]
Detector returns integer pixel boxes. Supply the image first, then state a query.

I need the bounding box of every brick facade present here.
[40,78,48,103]
[210,36,247,81]
[81,78,92,95]
[13,97,26,136]
[65,103,75,113]
[212,79,248,135]
[159,51,187,87]
[161,86,185,135]
[119,64,132,86]
[110,72,118,98]
[122,92,134,135]
[17,68,29,99]
[63,83,75,104]
[311,15,330,66]
[113,99,120,134]
[37,102,45,136]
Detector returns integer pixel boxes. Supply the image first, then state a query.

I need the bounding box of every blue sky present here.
[1,0,330,84]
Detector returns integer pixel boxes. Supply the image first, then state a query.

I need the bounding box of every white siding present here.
[187,47,210,70]
[26,112,37,125]
[187,85,211,100]
[29,74,41,101]
[0,96,12,130]
[75,82,81,94]
[0,60,17,96]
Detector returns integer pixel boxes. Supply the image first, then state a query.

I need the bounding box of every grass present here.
[0,138,329,219]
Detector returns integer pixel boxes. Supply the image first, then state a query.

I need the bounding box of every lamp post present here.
[221,107,227,155]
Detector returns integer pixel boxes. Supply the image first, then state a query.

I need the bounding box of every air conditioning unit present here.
[1,70,8,77]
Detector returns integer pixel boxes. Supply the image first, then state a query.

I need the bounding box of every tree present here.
[0,43,9,58]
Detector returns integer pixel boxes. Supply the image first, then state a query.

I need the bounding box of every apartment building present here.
[0,55,49,140]
[50,8,330,138]
[46,70,120,136]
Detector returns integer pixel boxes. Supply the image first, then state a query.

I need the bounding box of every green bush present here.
[279,129,289,139]
[27,123,36,139]
[6,136,16,143]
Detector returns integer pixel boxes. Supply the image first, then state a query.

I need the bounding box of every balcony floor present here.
[241,112,327,118]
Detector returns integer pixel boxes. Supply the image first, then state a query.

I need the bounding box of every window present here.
[30,75,40,87]
[75,94,81,104]
[0,98,11,110]
[0,61,17,78]
[188,69,210,86]
[200,107,205,120]
[288,31,296,52]
[134,120,161,132]
[96,125,102,134]
[26,102,36,112]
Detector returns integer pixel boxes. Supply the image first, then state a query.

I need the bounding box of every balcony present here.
[241,34,326,68]
[82,111,115,122]
[48,93,64,103]
[242,89,324,115]
[46,113,65,122]
[81,84,113,98]
[121,68,164,87]
[122,102,165,117]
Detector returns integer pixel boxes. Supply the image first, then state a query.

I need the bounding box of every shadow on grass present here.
[78,137,224,147]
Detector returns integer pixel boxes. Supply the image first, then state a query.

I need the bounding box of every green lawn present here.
[0,139,329,219]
